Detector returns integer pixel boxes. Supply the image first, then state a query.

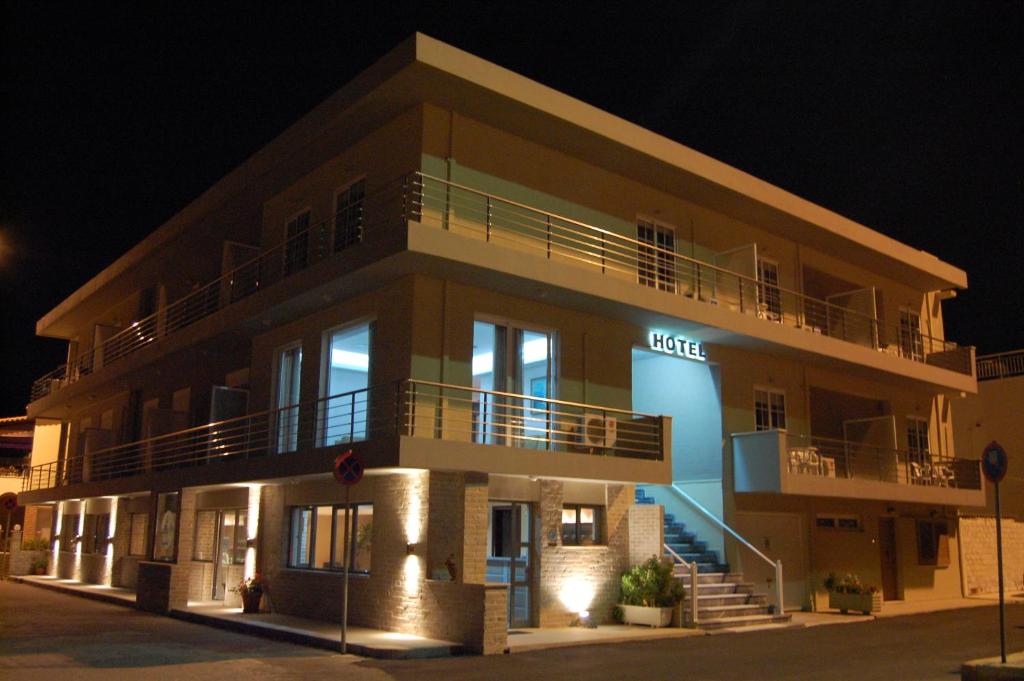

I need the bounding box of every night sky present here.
[2,3,1021,417]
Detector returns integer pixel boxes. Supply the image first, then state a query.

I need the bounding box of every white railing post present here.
[690,561,700,627]
[774,559,785,616]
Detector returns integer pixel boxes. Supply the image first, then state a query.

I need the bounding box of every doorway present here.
[212,508,247,600]
[735,511,808,610]
[878,517,900,601]
[486,501,534,628]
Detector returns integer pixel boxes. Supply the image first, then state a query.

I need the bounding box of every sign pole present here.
[996,480,1006,664]
[981,441,1009,666]
[341,483,351,654]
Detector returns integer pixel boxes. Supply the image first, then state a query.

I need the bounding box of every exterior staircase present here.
[636,487,792,630]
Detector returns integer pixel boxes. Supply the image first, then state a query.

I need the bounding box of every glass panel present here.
[276,346,302,452]
[233,510,248,565]
[284,211,310,275]
[193,510,217,561]
[332,505,350,569]
[129,513,147,556]
[353,504,372,573]
[561,507,578,545]
[578,507,596,545]
[518,330,551,449]
[313,506,333,570]
[323,324,371,444]
[472,321,501,444]
[153,492,180,562]
[289,507,313,568]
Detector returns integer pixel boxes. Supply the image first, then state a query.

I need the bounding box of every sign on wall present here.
[648,331,707,362]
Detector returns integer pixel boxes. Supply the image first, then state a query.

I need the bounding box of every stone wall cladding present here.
[629,504,664,565]
[260,472,507,654]
[538,481,634,626]
[960,516,1024,595]
[168,489,197,609]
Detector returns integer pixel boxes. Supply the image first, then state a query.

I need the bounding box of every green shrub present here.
[22,538,49,551]
[620,557,685,607]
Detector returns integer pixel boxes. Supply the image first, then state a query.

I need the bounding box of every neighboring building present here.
[1,415,33,547]
[953,350,1024,596]
[18,35,984,651]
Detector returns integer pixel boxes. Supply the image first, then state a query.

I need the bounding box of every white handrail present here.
[663,542,700,627]
[669,483,785,616]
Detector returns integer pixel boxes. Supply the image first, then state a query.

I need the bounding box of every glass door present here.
[486,501,534,629]
[275,345,302,453]
[212,509,247,600]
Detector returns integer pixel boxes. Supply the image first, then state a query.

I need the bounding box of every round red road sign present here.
[332,450,364,486]
[0,492,17,511]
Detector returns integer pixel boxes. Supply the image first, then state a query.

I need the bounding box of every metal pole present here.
[689,561,699,627]
[774,559,785,616]
[341,484,351,654]
[996,481,1006,664]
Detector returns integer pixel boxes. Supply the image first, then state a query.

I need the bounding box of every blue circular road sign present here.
[982,441,1008,484]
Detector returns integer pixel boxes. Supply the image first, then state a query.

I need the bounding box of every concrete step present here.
[698,604,774,619]
[674,570,743,582]
[696,593,767,607]
[696,614,793,631]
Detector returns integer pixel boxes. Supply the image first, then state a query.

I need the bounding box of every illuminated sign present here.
[648,331,707,362]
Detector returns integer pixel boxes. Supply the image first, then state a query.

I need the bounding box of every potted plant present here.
[824,573,882,614]
[619,557,685,627]
[232,573,268,614]
[30,556,49,575]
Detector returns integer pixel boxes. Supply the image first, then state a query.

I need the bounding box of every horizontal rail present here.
[410,172,970,375]
[23,379,666,491]
[30,176,412,403]
[977,350,1024,380]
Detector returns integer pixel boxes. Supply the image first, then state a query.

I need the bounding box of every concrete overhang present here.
[37,32,967,339]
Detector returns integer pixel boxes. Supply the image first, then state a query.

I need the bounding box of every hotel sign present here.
[648,332,707,362]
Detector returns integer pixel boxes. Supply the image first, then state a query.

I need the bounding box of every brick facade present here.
[629,503,664,565]
[960,516,1024,595]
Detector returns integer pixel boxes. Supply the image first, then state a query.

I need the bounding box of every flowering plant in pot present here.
[231,573,268,614]
[618,557,685,627]
[823,573,882,614]
[30,556,49,575]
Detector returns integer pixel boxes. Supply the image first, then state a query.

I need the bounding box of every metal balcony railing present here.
[29,178,412,403]
[785,433,982,490]
[22,379,667,492]
[0,463,29,478]
[407,172,972,376]
[977,350,1024,381]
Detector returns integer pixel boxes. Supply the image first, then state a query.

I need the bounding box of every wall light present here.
[406,542,416,555]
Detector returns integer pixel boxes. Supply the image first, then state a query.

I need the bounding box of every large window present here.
[334,179,365,252]
[637,220,676,292]
[472,321,556,447]
[754,387,786,431]
[275,344,302,453]
[916,519,950,567]
[561,505,603,546]
[757,257,782,321]
[321,323,371,445]
[284,210,311,276]
[898,308,924,361]
[59,512,80,548]
[288,503,373,573]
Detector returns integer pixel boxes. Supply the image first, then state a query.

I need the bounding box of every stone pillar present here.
[426,471,489,584]
[462,472,489,584]
[606,484,634,576]
[168,488,197,610]
[110,500,130,586]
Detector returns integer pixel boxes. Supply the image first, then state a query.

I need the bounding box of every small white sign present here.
[649,331,707,362]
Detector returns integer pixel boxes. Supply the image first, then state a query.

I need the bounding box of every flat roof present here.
[38,33,967,336]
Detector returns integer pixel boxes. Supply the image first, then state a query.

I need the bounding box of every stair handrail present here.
[670,483,785,616]
[663,542,700,627]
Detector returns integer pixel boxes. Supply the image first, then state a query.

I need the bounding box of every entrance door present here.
[486,502,533,628]
[212,509,247,600]
[878,517,899,601]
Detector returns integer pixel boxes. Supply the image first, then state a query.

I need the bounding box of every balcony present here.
[408,173,973,377]
[29,178,411,403]
[977,350,1024,381]
[731,430,984,507]
[22,379,669,495]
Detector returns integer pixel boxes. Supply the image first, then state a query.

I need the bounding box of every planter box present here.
[620,603,674,627]
[829,591,882,615]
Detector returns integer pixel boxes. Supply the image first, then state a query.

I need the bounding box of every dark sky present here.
[2,2,1021,416]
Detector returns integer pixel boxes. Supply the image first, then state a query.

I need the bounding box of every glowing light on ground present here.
[558,577,596,614]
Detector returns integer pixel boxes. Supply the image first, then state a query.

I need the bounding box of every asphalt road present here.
[2,580,1023,680]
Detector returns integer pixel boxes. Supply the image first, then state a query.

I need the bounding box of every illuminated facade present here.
[18,34,983,651]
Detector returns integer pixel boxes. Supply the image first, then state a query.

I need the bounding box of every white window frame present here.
[283,207,313,275]
[756,256,783,321]
[318,319,374,446]
[898,306,924,361]
[906,415,930,465]
[332,176,367,253]
[754,386,787,432]
[636,217,678,293]
[272,341,303,453]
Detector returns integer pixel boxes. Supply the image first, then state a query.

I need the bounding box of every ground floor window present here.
[561,505,603,546]
[916,519,950,567]
[153,492,180,562]
[128,513,148,556]
[82,513,110,554]
[59,512,80,548]
[288,503,373,573]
